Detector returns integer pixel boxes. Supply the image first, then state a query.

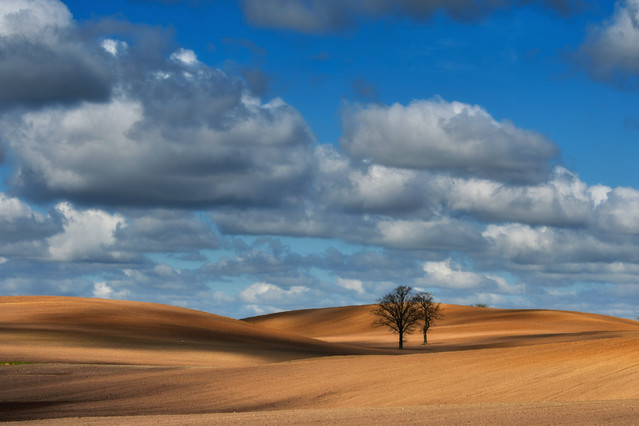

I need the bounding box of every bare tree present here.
[371,285,421,349]
[413,292,442,344]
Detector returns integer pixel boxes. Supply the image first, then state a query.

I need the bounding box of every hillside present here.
[2,296,639,424]
[0,296,381,367]
[245,303,639,349]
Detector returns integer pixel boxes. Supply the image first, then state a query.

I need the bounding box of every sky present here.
[1,0,639,319]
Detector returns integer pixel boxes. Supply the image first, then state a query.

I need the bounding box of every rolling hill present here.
[2,296,639,424]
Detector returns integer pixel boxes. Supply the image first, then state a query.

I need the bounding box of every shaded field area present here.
[2,296,639,424]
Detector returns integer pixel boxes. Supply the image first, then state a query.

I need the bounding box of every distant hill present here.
[245,303,639,350]
[0,296,382,367]
[2,296,639,423]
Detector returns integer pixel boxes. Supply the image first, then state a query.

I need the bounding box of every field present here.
[1,296,639,424]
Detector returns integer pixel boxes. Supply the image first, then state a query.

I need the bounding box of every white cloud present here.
[588,184,612,208]
[441,167,595,226]
[0,0,72,39]
[594,186,639,234]
[101,39,128,56]
[341,98,558,183]
[419,259,484,289]
[170,48,198,65]
[336,277,365,294]
[7,97,142,193]
[486,274,525,294]
[483,223,552,259]
[376,218,481,250]
[418,258,523,294]
[239,282,310,304]
[0,192,42,222]
[347,165,421,212]
[577,0,639,83]
[5,86,314,207]
[92,281,128,299]
[483,222,639,272]
[47,202,126,262]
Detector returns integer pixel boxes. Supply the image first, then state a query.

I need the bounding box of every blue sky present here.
[1,0,639,319]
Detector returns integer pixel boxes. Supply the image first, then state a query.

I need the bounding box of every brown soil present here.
[2,296,639,424]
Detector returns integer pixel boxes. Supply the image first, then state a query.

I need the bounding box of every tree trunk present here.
[423,326,428,344]
[398,330,404,349]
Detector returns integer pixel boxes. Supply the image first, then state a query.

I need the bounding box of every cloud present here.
[440,167,596,226]
[417,258,520,291]
[341,98,559,184]
[238,281,330,315]
[0,0,71,37]
[2,0,639,320]
[594,186,639,234]
[239,282,309,304]
[114,210,220,254]
[93,281,129,299]
[0,197,56,259]
[239,0,588,33]
[3,65,314,208]
[0,0,113,109]
[316,147,426,214]
[336,277,365,294]
[482,223,639,284]
[376,218,483,251]
[169,47,198,65]
[47,202,126,262]
[0,2,314,209]
[0,192,44,224]
[576,0,639,86]
[202,239,309,282]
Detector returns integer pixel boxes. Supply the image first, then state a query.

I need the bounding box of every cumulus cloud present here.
[238,281,325,315]
[0,0,113,109]
[336,277,365,294]
[0,192,60,259]
[439,167,597,226]
[0,0,71,37]
[3,65,314,208]
[594,186,639,234]
[240,282,309,304]
[417,258,515,291]
[93,281,129,299]
[3,0,639,320]
[576,0,639,86]
[47,202,126,262]
[376,218,483,251]
[169,47,198,65]
[239,0,587,33]
[101,39,128,57]
[341,98,559,184]
[203,241,307,280]
[0,192,43,223]
[0,0,315,209]
[315,146,426,214]
[482,223,639,284]
[115,210,220,254]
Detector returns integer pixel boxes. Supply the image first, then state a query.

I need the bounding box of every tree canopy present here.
[371,285,422,349]
[372,286,442,349]
[413,291,442,344]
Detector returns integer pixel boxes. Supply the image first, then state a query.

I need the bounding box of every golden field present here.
[1,296,639,424]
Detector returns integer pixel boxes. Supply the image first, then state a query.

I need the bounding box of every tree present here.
[371,285,421,349]
[413,292,442,344]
